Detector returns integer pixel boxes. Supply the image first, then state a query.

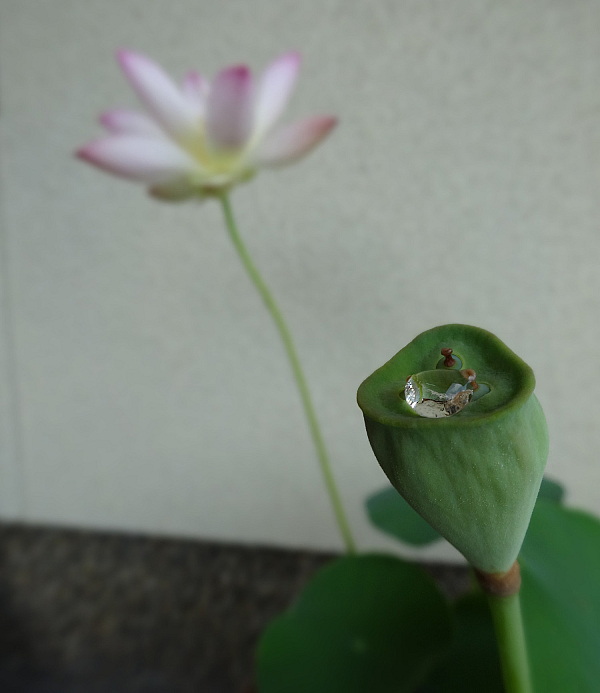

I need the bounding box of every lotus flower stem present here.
[219,193,356,554]
[477,562,533,693]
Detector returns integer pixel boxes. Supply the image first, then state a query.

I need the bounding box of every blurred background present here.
[0,0,598,690]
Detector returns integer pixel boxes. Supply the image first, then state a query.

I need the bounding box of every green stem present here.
[218,193,356,554]
[486,591,533,693]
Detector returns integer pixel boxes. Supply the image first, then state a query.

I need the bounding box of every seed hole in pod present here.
[435,347,463,370]
[472,382,490,402]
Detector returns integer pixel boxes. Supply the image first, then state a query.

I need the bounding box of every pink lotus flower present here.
[77,50,337,200]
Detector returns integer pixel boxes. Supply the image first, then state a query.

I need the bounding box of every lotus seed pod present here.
[357,324,549,573]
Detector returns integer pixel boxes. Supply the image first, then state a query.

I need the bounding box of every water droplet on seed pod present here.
[404,368,478,418]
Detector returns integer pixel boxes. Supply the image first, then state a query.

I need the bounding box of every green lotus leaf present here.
[366,485,442,546]
[537,476,565,504]
[256,554,452,693]
[357,324,549,573]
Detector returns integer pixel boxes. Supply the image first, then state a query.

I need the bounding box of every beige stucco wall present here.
[0,0,598,561]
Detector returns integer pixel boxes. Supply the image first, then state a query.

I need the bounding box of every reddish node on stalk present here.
[475,560,522,597]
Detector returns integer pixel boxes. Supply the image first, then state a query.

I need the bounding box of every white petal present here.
[254,116,337,167]
[182,71,210,117]
[117,50,200,140]
[254,52,301,137]
[77,135,198,184]
[99,109,163,137]
[206,65,254,150]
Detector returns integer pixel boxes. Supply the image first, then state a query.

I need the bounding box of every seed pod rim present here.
[357,323,536,430]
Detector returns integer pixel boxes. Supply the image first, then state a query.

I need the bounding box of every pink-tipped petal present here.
[254,52,301,136]
[182,71,210,117]
[76,135,198,184]
[254,115,337,167]
[117,50,199,140]
[206,65,254,150]
[99,109,163,137]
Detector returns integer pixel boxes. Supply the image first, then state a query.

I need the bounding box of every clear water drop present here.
[404,369,475,418]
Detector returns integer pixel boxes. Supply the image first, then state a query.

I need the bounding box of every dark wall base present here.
[0,524,468,693]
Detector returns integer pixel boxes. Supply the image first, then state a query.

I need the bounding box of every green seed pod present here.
[357,324,549,573]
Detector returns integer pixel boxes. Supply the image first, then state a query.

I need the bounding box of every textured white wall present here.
[0,0,599,561]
